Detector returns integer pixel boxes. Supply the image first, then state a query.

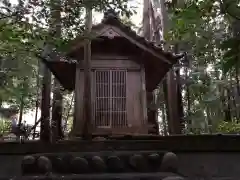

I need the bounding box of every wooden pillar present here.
[73,8,92,139]
[82,8,92,139]
[72,65,82,137]
[40,65,51,142]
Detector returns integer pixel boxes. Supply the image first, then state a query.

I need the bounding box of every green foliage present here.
[220,37,240,74]
[158,0,240,134]
[216,121,240,133]
[221,0,240,20]
[0,0,135,123]
[1,0,237,136]
[0,116,11,135]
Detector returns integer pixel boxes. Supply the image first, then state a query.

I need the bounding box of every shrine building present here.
[42,11,182,136]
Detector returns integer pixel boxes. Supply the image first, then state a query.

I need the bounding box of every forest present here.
[0,0,240,139]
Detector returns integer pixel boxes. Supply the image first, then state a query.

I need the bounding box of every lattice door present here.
[94,70,127,128]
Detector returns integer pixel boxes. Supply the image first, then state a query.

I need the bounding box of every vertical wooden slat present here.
[95,71,98,127]
[114,70,116,127]
[91,70,95,127]
[117,70,119,127]
[113,70,116,127]
[94,70,127,129]
[111,70,127,128]
[124,71,127,126]
[94,70,110,127]
[140,67,148,126]
[109,70,111,127]
[126,71,143,131]
[119,71,121,127]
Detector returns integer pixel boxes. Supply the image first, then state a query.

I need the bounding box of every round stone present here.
[93,136,107,141]
[21,155,36,174]
[62,154,74,173]
[52,157,64,173]
[91,156,106,172]
[148,153,161,169]
[161,152,178,173]
[107,155,124,172]
[37,156,52,174]
[71,157,89,174]
[162,176,185,180]
[129,154,145,171]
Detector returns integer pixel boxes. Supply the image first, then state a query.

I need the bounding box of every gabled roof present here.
[42,10,183,91]
[67,10,181,63]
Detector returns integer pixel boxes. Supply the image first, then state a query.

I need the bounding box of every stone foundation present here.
[0,135,239,179]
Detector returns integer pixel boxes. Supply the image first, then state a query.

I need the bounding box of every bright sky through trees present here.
[5,0,143,126]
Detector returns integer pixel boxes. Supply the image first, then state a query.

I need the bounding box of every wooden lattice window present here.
[94,70,127,128]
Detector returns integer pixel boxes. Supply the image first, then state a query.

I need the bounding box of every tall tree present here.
[154,0,183,134]
[40,52,51,142]
[51,0,64,141]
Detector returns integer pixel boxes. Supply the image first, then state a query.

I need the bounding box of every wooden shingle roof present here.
[42,10,183,91]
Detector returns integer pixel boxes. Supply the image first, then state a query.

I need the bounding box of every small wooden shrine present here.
[43,11,182,136]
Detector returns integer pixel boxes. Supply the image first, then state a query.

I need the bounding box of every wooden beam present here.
[103,26,172,64]
[72,9,93,139]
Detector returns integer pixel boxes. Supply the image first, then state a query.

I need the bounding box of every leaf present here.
[221,56,238,74]
[220,38,240,49]
[203,94,219,103]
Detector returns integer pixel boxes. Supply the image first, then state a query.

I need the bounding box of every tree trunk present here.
[149,1,161,42]
[224,85,232,122]
[51,0,63,141]
[166,69,182,134]
[18,94,24,126]
[232,19,240,120]
[235,64,240,119]
[18,78,27,126]
[236,63,240,96]
[40,66,51,142]
[162,78,171,133]
[175,45,184,133]
[229,74,238,119]
[206,106,212,133]
[0,58,3,108]
[143,0,151,40]
[159,0,182,134]
[161,102,168,135]
[33,60,40,140]
[185,66,191,131]
[52,81,63,140]
[64,93,74,132]
[40,0,65,142]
